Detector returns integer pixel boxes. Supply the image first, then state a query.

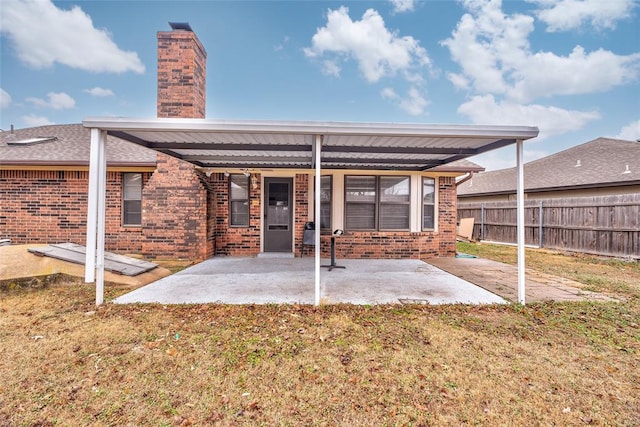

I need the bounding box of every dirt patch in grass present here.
[1,274,639,425]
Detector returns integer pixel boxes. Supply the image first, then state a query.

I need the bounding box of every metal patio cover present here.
[82,116,538,307]
[82,117,539,171]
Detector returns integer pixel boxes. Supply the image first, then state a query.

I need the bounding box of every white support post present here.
[314,134,322,306]
[85,128,100,283]
[95,130,108,306]
[516,139,526,305]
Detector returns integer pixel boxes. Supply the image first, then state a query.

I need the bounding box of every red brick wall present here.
[141,153,211,260]
[437,176,457,257]
[2,170,457,261]
[0,170,148,252]
[212,172,261,255]
[294,174,311,255]
[157,29,206,119]
[1,160,213,261]
[296,176,458,259]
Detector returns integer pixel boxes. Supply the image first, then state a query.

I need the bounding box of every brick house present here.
[3,24,538,267]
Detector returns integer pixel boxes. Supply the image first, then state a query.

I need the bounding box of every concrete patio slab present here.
[113,257,506,305]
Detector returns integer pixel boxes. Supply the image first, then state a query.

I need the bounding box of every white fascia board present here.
[82,117,539,141]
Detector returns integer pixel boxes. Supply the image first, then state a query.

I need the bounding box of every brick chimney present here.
[157,22,206,118]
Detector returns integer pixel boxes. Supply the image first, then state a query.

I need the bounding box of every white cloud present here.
[0,0,144,74]
[381,87,398,100]
[614,119,640,141]
[512,46,640,103]
[27,92,76,110]
[322,60,342,78]
[0,88,11,109]
[84,87,115,97]
[458,95,601,140]
[400,87,429,116]
[441,0,640,103]
[381,86,428,116]
[530,0,637,32]
[22,114,54,127]
[390,0,416,13]
[274,36,290,52]
[304,7,431,83]
[441,0,534,97]
[447,73,469,90]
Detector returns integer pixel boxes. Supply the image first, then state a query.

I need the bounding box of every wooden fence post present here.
[481,203,485,241]
[539,200,544,248]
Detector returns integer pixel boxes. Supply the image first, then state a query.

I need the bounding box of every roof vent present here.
[7,136,57,146]
[574,159,581,167]
[169,22,193,32]
[623,165,631,174]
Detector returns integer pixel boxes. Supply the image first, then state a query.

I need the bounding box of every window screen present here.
[379,176,410,230]
[230,174,250,226]
[320,176,332,230]
[422,177,436,229]
[345,176,376,230]
[123,173,142,226]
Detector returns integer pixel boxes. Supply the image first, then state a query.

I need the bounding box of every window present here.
[230,174,250,226]
[320,176,332,230]
[123,173,142,226]
[345,176,376,230]
[422,177,436,229]
[345,175,410,231]
[379,176,410,230]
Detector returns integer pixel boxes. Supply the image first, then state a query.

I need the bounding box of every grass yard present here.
[0,244,638,426]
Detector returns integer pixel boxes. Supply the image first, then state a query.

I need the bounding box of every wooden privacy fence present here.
[458,194,640,259]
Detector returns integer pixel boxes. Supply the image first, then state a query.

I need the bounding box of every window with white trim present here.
[123,173,142,226]
[230,174,250,227]
[422,177,436,230]
[345,175,410,231]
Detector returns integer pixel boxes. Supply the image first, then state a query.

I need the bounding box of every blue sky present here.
[1,0,639,170]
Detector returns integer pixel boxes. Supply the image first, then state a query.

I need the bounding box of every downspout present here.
[455,171,474,187]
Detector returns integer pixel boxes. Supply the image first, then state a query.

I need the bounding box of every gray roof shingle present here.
[430,158,485,173]
[0,123,157,168]
[458,137,640,196]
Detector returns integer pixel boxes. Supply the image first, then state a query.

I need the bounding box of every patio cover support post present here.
[314,134,322,306]
[84,128,107,305]
[95,131,107,306]
[516,139,526,305]
[85,128,100,283]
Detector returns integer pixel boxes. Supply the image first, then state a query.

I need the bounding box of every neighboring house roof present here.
[430,159,485,173]
[0,123,157,168]
[458,137,640,196]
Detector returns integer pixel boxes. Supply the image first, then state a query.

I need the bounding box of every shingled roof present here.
[458,137,640,196]
[0,123,157,168]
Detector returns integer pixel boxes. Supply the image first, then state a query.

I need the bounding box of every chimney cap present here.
[169,22,193,32]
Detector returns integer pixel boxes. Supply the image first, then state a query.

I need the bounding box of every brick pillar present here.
[157,23,206,118]
[438,176,457,257]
